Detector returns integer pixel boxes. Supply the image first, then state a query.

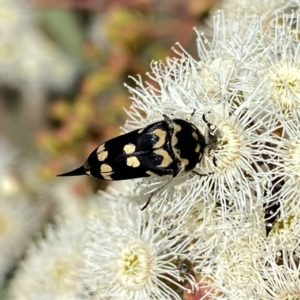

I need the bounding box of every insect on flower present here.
[58,114,207,209]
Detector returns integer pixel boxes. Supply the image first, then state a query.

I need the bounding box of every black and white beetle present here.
[58,114,207,209]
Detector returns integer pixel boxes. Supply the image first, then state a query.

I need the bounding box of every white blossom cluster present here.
[0,139,43,285]
[0,0,78,99]
[7,1,300,299]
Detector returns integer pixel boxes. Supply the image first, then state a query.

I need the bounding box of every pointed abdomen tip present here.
[57,165,86,177]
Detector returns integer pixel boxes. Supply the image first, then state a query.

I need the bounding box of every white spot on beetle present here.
[127,156,140,167]
[97,150,108,161]
[171,123,181,148]
[153,128,167,149]
[192,132,198,141]
[195,144,201,153]
[123,143,136,154]
[97,144,106,152]
[97,144,108,161]
[154,149,173,167]
[100,164,113,180]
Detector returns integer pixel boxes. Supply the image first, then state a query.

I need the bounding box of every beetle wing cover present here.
[86,121,177,180]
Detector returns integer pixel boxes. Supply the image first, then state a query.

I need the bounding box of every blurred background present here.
[0,0,217,298]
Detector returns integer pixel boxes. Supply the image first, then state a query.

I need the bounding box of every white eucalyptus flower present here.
[83,195,193,300]
[0,138,16,179]
[118,8,300,299]
[0,196,42,284]
[7,2,298,299]
[19,29,79,98]
[0,0,33,35]
[262,118,300,212]
[256,12,300,120]
[189,212,266,299]
[124,11,288,219]
[7,217,88,300]
[217,0,299,27]
[259,250,300,299]
[0,35,22,84]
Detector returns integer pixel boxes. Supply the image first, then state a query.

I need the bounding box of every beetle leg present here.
[192,170,213,177]
[140,175,174,211]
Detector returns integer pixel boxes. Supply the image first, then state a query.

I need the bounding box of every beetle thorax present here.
[170,119,204,172]
[171,122,189,168]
